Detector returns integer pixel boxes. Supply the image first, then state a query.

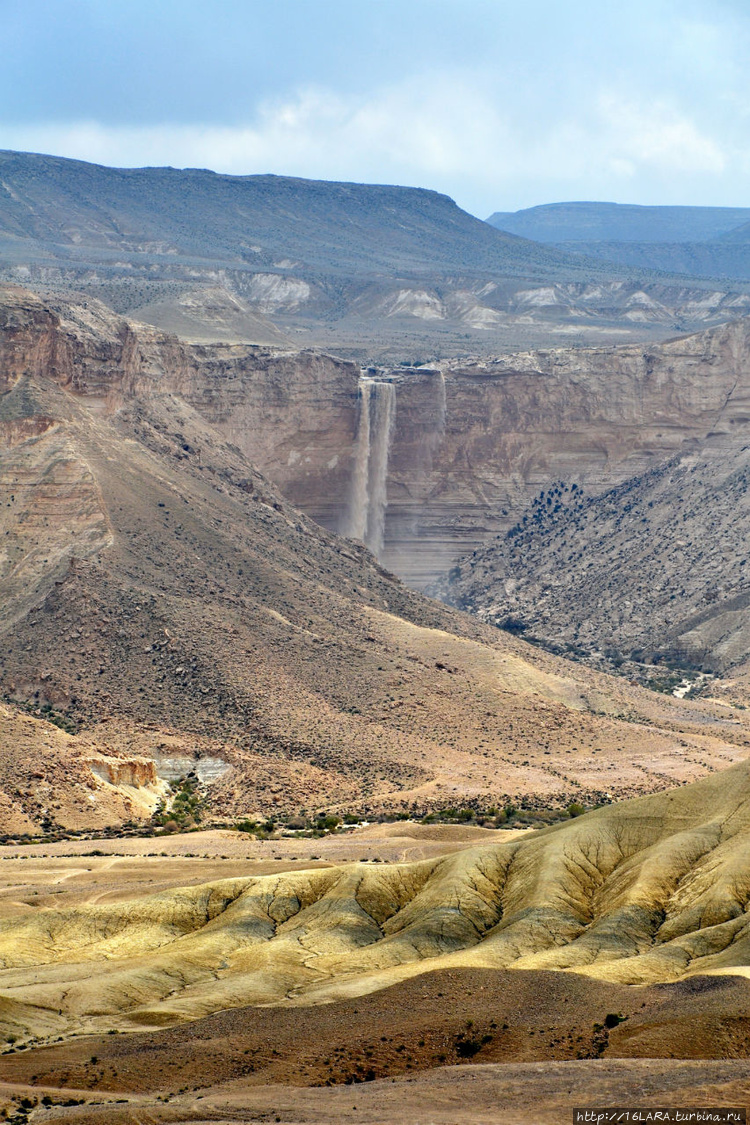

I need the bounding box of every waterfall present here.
[366,382,396,557]
[343,380,372,540]
[343,377,396,558]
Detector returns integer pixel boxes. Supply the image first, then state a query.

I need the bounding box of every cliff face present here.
[5,285,750,596]
[5,283,749,832]
[345,320,750,585]
[182,344,361,531]
[181,318,750,588]
[0,286,192,404]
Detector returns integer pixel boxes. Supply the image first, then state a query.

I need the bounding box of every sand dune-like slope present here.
[4,759,750,1045]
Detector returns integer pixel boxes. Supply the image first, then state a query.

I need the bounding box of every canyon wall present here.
[187,318,750,590]
[377,320,750,584]
[4,286,750,591]
[0,286,362,539]
[181,343,360,532]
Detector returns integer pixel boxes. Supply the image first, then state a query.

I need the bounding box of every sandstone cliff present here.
[179,316,750,591]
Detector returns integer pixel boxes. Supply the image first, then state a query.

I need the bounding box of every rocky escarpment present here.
[181,342,361,532]
[5,283,750,830]
[0,703,167,834]
[6,286,750,597]
[183,315,750,588]
[0,286,363,540]
[0,284,195,406]
[364,318,750,585]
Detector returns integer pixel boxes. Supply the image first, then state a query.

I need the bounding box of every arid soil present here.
[4,286,750,834]
[0,821,524,870]
[4,966,750,1091]
[3,1060,750,1124]
[3,973,750,1124]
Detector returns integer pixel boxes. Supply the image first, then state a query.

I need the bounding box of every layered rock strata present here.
[5,287,750,593]
[4,284,750,830]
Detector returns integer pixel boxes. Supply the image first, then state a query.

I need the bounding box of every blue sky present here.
[1,0,749,216]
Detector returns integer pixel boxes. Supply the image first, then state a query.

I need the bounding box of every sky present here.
[1,0,749,217]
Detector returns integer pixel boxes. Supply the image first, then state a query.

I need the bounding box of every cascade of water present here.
[343,379,372,540]
[343,377,397,558]
[366,381,396,557]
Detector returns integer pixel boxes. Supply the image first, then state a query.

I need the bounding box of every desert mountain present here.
[487,202,750,244]
[1,151,749,357]
[488,201,750,281]
[3,284,750,834]
[0,150,562,276]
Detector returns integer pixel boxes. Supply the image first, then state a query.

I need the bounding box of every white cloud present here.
[597,94,726,175]
[0,73,740,213]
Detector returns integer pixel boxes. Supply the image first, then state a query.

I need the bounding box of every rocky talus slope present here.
[3,284,750,831]
[439,439,750,676]
[4,758,750,1045]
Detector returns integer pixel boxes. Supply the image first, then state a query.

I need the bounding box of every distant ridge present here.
[487,201,750,243]
[0,149,563,277]
[487,201,750,281]
[2,151,750,356]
